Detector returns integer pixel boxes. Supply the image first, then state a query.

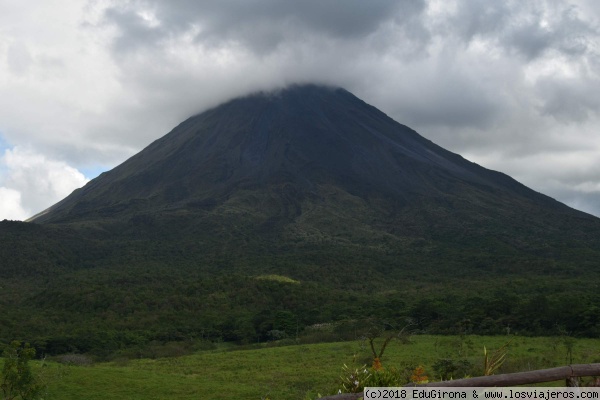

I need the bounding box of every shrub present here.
[367,367,410,387]
[339,364,371,393]
[1,341,46,400]
[432,358,473,381]
[338,364,410,393]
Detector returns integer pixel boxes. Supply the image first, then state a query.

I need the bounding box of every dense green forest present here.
[1,218,599,359]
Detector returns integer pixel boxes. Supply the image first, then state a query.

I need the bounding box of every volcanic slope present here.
[30,84,597,247]
[28,87,570,206]
[25,85,600,270]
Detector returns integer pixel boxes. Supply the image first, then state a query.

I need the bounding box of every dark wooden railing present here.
[317,363,600,400]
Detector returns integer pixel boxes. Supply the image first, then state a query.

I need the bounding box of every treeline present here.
[2,218,600,359]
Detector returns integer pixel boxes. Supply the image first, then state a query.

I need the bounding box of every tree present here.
[1,341,45,400]
[364,319,416,371]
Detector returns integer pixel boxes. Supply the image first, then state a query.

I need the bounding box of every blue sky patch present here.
[0,133,12,177]
[0,132,11,153]
[80,165,108,180]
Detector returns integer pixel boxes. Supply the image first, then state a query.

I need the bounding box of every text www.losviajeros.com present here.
[363,387,600,400]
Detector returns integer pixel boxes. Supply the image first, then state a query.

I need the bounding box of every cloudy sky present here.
[1,0,600,220]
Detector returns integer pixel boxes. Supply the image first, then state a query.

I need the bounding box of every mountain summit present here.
[31,84,577,226]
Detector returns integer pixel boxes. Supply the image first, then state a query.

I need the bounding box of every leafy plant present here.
[410,366,429,384]
[339,364,371,393]
[1,341,46,400]
[338,364,409,394]
[483,340,511,376]
[432,358,473,381]
[368,367,410,387]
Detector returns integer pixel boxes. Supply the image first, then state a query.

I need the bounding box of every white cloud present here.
[0,0,124,165]
[0,187,28,221]
[0,147,89,220]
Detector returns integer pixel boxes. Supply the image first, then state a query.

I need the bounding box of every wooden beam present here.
[318,393,363,400]
[317,363,600,400]
[413,363,600,387]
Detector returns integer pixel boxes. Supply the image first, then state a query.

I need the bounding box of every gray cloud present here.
[505,6,595,59]
[446,1,598,60]
[448,0,512,41]
[103,0,424,55]
[536,186,600,218]
[1,0,600,219]
[6,42,33,75]
[104,6,167,54]
[536,75,600,123]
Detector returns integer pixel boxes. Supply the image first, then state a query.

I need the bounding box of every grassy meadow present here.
[17,335,600,400]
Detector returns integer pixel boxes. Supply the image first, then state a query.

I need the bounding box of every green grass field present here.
[23,335,600,399]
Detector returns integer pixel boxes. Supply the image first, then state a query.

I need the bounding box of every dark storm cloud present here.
[104,7,167,54]
[505,7,595,60]
[104,0,426,55]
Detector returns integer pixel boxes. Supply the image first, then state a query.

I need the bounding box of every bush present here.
[1,341,46,400]
[366,367,410,387]
[339,364,371,393]
[432,358,473,381]
[338,364,410,393]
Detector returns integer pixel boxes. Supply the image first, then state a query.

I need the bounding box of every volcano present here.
[31,84,583,226]
[4,84,600,350]
[28,84,600,268]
